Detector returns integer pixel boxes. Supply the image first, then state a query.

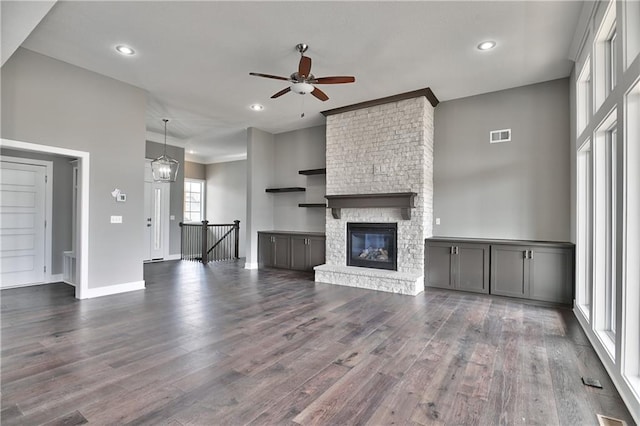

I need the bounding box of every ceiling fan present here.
[250,43,355,102]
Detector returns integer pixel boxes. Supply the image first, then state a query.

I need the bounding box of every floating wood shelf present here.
[265,187,306,193]
[298,168,327,176]
[298,203,327,208]
[325,192,417,220]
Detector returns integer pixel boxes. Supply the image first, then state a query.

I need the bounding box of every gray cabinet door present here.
[490,244,528,298]
[258,233,273,267]
[291,236,325,271]
[425,242,454,289]
[290,236,308,271]
[273,234,291,269]
[529,246,573,304]
[456,243,490,294]
[307,236,326,269]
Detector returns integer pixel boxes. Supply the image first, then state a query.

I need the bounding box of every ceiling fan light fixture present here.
[250,103,264,111]
[291,82,314,95]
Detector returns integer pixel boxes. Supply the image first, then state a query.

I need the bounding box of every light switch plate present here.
[435,218,441,225]
[110,215,123,224]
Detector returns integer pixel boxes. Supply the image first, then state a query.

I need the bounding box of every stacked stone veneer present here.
[314,96,434,295]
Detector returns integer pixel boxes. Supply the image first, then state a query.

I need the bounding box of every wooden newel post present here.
[234,220,240,259]
[201,220,209,264]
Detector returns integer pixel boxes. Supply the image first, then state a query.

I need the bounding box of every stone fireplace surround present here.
[314,89,437,296]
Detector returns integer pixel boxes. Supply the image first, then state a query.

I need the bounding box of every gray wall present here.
[185,161,206,180]
[0,148,74,275]
[433,78,571,241]
[245,127,275,267]
[1,48,147,289]
[273,125,326,232]
[206,160,247,258]
[145,141,184,256]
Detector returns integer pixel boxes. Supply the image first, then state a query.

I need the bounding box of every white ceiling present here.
[7,1,584,163]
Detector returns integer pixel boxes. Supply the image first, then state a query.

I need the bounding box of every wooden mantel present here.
[325,192,417,220]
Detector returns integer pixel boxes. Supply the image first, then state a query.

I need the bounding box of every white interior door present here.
[144,160,170,261]
[0,161,46,287]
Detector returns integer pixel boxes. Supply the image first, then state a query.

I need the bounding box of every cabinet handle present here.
[529,250,533,260]
[455,247,459,255]
[524,250,528,259]
[451,246,455,255]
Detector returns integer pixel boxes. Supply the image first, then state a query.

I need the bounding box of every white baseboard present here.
[244,262,258,270]
[165,254,181,261]
[83,280,145,299]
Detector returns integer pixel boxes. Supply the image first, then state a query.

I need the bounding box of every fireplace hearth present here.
[347,222,397,271]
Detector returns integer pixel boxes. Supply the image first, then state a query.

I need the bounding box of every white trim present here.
[83,280,145,299]
[0,155,53,285]
[0,138,90,300]
[165,253,181,261]
[574,307,640,422]
[48,274,63,283]
[244,262,259,270]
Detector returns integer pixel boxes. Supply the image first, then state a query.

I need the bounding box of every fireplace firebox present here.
[347,223,397,271]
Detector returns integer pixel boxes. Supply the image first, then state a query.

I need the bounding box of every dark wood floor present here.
[1,260,634,425]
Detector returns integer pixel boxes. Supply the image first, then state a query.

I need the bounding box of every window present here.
[576,141,592,317]
[577,57,591,136]
[184,179,205,223]
[593,110,618,355]
[604,126,617,336]
[593,0,616,110]
[607,28,617,92]
[623,81,640,388]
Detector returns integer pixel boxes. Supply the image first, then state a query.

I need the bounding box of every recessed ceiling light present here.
[250,104,264,111]
[115,45,136,56]
[189,150,195,154]
[477,41,496,51]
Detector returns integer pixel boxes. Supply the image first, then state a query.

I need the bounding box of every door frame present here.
[144,159,171,261]
[1,138,90,299]
[0,155,53,285]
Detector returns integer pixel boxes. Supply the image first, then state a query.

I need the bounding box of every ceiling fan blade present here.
[311,87,329,101]
[298,56,312,79]
[250,72,290,81]
[312,76,356,84]
[271,87,292,99]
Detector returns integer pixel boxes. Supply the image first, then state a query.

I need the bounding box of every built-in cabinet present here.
[425,238,574,304]
[490,243,574,304]
[425,241,489,294]
[258,231,325,271]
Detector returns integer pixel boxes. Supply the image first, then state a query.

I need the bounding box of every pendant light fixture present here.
[151,118,179,183]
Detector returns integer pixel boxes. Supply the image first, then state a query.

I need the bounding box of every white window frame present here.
[576,140,593,318]
[593,0,616,111]
[577,57,592,137]
[184,178,205,223]
[592,109,618,358]
[622,79,640,394]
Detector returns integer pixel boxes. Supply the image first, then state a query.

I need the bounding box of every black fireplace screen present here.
[347,222,397,271]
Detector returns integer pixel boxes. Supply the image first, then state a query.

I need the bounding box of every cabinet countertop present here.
[426,236,574,248]
[259,230,326,237]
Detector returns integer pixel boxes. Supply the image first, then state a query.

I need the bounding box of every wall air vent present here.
[490,128,511,143]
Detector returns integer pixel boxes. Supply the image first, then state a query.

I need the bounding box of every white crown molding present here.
[202,153,248,165]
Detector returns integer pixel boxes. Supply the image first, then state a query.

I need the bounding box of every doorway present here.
[1,138,89,299]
